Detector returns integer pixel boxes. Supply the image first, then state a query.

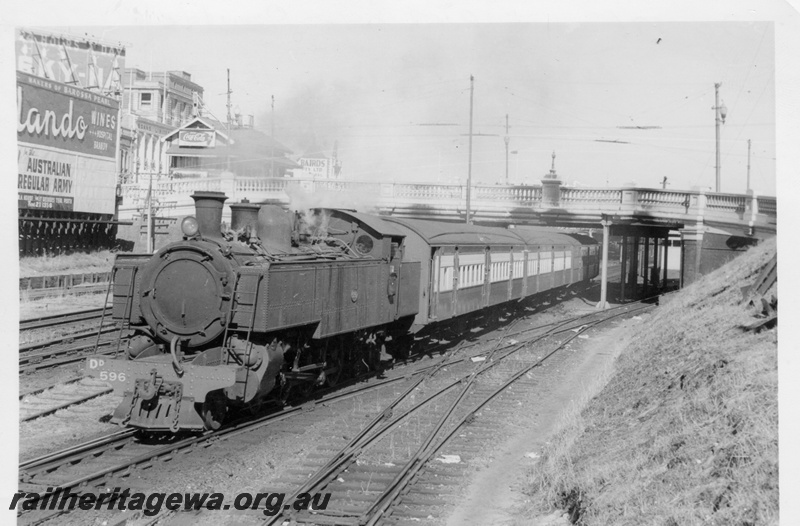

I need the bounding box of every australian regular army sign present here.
[16,71,119,214]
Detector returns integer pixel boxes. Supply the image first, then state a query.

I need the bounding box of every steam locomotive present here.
[84,191,599,432]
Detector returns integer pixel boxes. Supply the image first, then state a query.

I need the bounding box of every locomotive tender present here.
[85,191,599,432]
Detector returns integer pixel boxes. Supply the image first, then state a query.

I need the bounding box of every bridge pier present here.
[620,235,627,302]
[643,237,650,297]
[662,233,669,285]
[596,218,611,309]
[630,237,640,299]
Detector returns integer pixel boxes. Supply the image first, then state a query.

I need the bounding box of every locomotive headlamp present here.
[181,216,200,237]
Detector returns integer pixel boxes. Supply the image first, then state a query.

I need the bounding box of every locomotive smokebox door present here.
[138,244,235,347]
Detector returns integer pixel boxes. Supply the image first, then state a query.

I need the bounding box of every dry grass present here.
[520,237,778,526]
[19,250,115,278]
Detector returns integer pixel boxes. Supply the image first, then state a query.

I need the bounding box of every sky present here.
[53,22,778,195]
[1,1,799,523]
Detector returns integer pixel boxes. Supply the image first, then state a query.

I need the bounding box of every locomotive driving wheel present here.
[202,390,228,430]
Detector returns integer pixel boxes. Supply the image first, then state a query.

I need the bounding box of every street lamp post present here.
[713,82,728,193]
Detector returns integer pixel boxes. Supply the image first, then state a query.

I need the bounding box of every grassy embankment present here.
[521,237,778,526]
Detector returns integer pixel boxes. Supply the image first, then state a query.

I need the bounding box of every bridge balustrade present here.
[757,197,776,215]
[636,190,690,210]
[474,185,541,203]
[560,188,623,210]
[116,175,776,234]
[393,183,463,200]
[706,193,749,213]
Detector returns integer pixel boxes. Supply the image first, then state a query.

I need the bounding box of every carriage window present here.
[528,256,538,275]
[539,252,552,273]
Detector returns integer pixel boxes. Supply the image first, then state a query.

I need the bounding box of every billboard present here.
[300,157,331,179]
[17,71,120,215]
[16,28,125,95]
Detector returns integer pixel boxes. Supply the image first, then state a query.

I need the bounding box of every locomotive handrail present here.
[170,337,185,376]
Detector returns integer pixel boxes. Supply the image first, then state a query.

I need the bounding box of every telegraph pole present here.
[226,69,232,129]
[466,75,474,225]
[504,114,510,185]
[146,173,153,253]
[713,82,727,193]
[746,139,752,193]
[226,69,232,171]
[271,95,275,178]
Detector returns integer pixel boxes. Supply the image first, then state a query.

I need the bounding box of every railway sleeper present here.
[292,513,361,526]
[337,471,398,483]
[405,484,462,495]
[331,480,390,492]
[324,490,381,502]
[347,464,405,474]
[387,505,445,518]
[397,494,451,507]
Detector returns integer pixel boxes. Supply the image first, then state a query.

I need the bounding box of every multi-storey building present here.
[118,69,204,184]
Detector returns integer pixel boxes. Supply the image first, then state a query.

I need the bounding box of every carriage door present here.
[428,248,439,320]
[483,247,491,308]
[430,247,458,321]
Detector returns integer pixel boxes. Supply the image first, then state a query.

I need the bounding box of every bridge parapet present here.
[117,175,776,235]
[560,188,623,210]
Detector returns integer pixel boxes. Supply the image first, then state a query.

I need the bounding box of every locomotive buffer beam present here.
[84,354,237,431]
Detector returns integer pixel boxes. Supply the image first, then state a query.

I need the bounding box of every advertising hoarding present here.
[17,71,119,215]
[16,28,125,94]
[300,157,331,179]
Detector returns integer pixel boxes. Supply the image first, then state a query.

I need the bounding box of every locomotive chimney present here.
[230,199,262,240]
[258,204,293,254]
[191,191,227,240]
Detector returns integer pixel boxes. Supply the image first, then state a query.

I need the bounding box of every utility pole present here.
[226,69,232,129]
[466,75,474,225]
[162,71,168,124]
[271,95,275,178]
[146,173,153,253]
[713,82,727,193]
[746,139,751,193]
[226,69,232,171]
[504,114,510,185]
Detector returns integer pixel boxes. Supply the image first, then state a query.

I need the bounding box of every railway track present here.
[19,307,107,332]
[14,297,642,524]
[19,302,121,374]
[19,377,114,423]
[19,330,119,374]
[259,300,652,525]
[15,277,654,525]
[21,283,109,301]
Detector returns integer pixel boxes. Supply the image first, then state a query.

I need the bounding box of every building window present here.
[140,92,152,107]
